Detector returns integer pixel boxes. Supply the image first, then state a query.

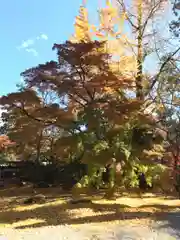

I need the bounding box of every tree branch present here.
[147,46,180,94]
[116,0,138,30]
[141,0,163,36]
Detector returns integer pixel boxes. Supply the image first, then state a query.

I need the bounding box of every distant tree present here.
[170,0,180,37]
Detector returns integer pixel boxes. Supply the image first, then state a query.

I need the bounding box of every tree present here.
[0,85,72,162]
[1,39,167,192]
[68,1,172,190]
[0,135,15,162]
[1,88,71,162]
[170,0,180,37]
[71,0,180,131]
[71,1,137,86]
[1,0,172,191]
[72,0,178,100]
[152,56,180,166]
[146,54,180,194]
[0,135,13,151]
[115,0,179,100]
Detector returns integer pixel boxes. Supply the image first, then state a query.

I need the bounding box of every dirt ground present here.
[0,186,180,239]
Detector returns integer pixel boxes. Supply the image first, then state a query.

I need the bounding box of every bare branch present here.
[141,0,164,36]
[147,46,180,94]
[116,0,138,30]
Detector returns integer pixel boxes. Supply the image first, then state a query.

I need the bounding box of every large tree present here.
[1,1,175,189]
[73,0,180,102]
[0,40,166,191]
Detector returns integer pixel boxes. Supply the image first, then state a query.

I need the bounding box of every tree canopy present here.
[0,0,179,191]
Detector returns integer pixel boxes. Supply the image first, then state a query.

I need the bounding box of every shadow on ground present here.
[0,186,72,198]
[0,186,73,210]
[153,210,180,237]
[0,195,179,231]
[0,186,179,232]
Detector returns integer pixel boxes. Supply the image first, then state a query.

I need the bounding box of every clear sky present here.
[0,0,175,96]
[0,0,98,96]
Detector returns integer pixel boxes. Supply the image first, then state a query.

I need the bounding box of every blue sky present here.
[0,0,175,96]
[0,0,98,96]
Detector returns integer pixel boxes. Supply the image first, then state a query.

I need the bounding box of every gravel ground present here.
[0,221,180,240]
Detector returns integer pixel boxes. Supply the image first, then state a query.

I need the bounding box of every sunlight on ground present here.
[0,219,45,228]
[14,199,66,212]
[0,188,179,229]
[93,196,180,208]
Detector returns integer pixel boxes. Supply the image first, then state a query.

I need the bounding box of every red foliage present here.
[0,135,14,151]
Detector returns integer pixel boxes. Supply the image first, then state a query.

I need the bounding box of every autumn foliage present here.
[0,39,164,169]
[0,135,14,151]
[0,1,179,192]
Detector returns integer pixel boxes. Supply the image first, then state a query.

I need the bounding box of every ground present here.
[0,186,180,239]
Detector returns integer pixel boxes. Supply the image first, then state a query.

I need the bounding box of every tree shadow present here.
[151,211,180,239]
[138,204,180,237]
[0,198,179,231]
[0,186,73,204]
[0,201,129,228]
[0,186,74,215]
[0,185,71,197]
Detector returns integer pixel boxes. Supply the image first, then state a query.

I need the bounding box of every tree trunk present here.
[173,149,180,198]
[136,0,144,101]
[35,130,43,163]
